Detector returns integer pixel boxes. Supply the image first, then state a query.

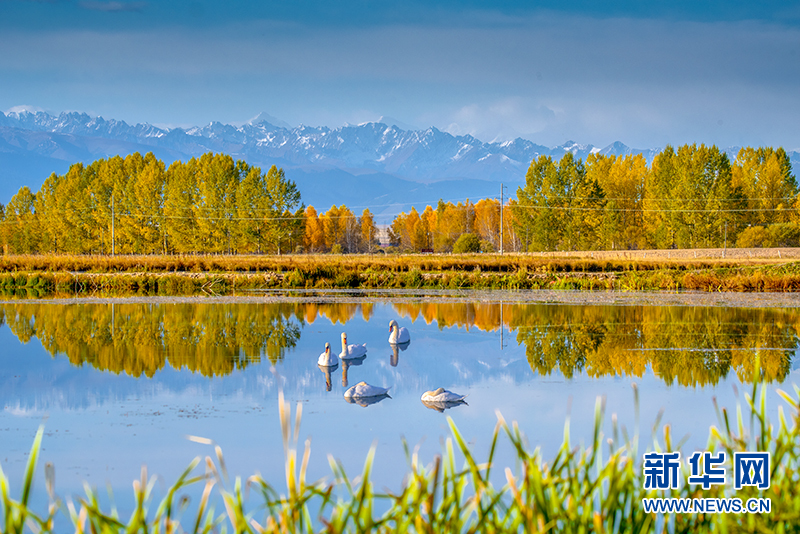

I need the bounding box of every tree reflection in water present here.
[0,300,796,385]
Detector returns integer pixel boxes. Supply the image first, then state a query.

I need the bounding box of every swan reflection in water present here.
[344,393,391,407]
[389,340,410,367]
[318,363,339,391]
[421,398,468,412]
[340,354,366,387]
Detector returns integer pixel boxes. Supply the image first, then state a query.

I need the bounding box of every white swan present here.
[344,381,390,399]
[340,332,367,359]
[388,319,411,344]
[317,342,338,367]
[421,388,467,403]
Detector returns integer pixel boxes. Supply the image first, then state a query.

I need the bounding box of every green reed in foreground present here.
[1,374,798,533]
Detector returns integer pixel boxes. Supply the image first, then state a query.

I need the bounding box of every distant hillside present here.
[1,110,797,221]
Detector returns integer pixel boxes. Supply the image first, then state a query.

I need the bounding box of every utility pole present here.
[723,220,727,259]
[111,193,115,256]
[500,183,504,255]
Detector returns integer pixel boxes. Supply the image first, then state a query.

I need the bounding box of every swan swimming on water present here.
[421,388,467,403]
[421,388,468,412]
[388,320,411,344]
[317,342,338,367]
[344,381,390,399]
[340,332,367,359]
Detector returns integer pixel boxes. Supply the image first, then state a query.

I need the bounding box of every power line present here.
[509,204,796,213]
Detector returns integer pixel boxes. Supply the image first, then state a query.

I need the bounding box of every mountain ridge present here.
[1,109,797,220]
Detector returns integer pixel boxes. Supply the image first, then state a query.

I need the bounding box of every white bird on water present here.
[317,342,338,367]
[388,319,411,344]
[340,332,367,359]
[344,381,390,399]
[420,388,467,403]
[420,388,468,412]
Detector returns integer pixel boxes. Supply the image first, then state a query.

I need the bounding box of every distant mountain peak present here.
[376,116,418,132]
[247,112,293,130]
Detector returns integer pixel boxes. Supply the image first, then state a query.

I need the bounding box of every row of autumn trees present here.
[0,153,307,254]
[1,144,798,254]
[0,151,384,255]
[389,144,799,252]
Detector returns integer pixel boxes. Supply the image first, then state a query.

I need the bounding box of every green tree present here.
[5,186,40,253]
[194,153,240,253]
[452,232,481,253]
[514,154,592,251]
[120,153,166,253]
[235,163,269,252]
[733,147,798,228]
[587,154,647,250]
[263,165,303,254]
[164,158,200,253]
[644,145,678,248]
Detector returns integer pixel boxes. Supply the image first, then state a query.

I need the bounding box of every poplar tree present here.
[87,156,124,254]
[513,155,559,251]
[263,165,302,254]
[420,205,436,250]
[474,198,500,250]
[733,147,798,227]
[338,205,359,253]
[164,158,200,253]
[359,209,379,253]
[322,205,344,250]
[587,154,647,250]
[127,153,166,253]
[235,164,268,253]
[194,153,239,253]
[303,206,326,253]
[5,186,39,253]
[644,146,679,249]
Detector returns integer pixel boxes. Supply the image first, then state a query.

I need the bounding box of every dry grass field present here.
[1,248,799,295]
[0,247,797,274]
[533,247,800,262]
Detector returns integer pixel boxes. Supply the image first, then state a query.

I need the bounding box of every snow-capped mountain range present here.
[1,110,796,220]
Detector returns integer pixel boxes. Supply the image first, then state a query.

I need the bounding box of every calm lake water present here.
[2,294,799,516]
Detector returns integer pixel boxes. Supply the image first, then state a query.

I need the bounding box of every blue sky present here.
[2,0,799,149]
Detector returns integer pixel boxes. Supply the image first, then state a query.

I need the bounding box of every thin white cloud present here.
[0,13,798,148]
[443,99,557,142]
[5,104,46,114]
